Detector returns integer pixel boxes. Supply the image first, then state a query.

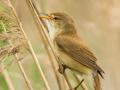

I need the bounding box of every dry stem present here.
[25,0,67,89]
[1,63,15,90]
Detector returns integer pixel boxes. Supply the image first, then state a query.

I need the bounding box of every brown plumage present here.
[41,12,104,90]
[55,35,104,75]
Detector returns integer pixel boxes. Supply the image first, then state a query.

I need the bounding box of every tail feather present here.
[75,71,103,90]
[93,74,101,90]
[97,70,104,79]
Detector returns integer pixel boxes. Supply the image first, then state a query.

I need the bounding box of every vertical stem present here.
[15,55,34,90]
[7,0,51,90]
[1,63,15,90]
[63,69,73,89]
[24,0,66,89]
[40,30,65,90]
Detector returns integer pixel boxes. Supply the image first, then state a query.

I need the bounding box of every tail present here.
[75,70,103,90]
[93,73,101,90]
[81,72,102,90]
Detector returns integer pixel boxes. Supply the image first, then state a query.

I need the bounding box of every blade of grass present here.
[0,60,15,90]
[1,64,15,90]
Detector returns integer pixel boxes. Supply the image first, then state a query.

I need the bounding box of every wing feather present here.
[55,35,104,73]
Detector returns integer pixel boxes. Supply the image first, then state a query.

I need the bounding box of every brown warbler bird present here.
[41,12,104,90]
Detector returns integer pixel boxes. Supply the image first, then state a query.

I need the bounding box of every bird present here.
[40,12,104,90]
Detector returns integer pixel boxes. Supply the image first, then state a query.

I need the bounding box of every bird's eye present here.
[53,16,61,20]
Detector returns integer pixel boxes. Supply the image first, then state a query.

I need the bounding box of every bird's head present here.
[41,12,77,39]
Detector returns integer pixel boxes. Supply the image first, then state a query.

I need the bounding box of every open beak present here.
[39,13,51,33]
[40,16,51,19]
[40,13,52,20]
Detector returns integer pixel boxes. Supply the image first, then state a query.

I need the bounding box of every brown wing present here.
[55,35,104,73]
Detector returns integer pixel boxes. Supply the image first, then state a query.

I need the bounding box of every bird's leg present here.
[57,57,69,74]
[70,79,84,90]
[58,63,68,74]
[58,59,72,74]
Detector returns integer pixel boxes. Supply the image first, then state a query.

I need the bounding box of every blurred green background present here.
[0,0,120,90]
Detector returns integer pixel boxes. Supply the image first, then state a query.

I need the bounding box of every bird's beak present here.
[40,13,52,20]
[41,16,51,19]
[39,13,51,33]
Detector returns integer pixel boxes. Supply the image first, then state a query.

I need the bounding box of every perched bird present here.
[41,12,104,90]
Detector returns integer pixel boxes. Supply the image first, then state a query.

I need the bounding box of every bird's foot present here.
[58,64,68,74]
[69,79,84,90]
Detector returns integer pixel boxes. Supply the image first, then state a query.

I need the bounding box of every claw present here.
[58,64,67,74]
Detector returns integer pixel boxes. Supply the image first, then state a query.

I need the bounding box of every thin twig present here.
[1,17,33,90]
[7,0,51,90]
[73,73,88,90]
[16,58,33,90]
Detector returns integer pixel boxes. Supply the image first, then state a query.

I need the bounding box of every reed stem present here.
[25,0,67,89]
